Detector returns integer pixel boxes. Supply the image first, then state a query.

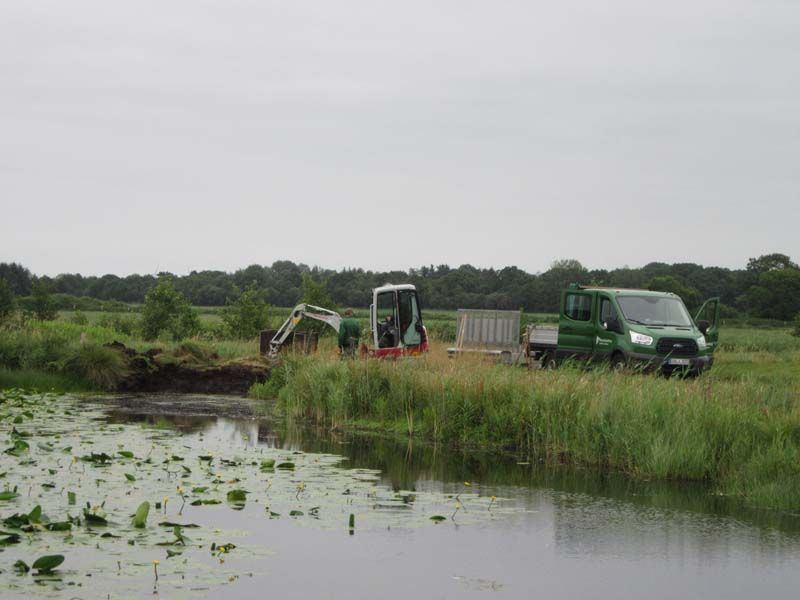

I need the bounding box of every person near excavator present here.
[338,308,361,357]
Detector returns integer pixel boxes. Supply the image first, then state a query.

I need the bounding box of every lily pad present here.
[32,554,64,573]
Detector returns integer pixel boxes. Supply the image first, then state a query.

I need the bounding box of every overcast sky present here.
[1,0,798,277]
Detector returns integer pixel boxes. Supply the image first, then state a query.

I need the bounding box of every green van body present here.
[553,285,720,374]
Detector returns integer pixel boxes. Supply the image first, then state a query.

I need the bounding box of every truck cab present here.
[531,284,719,374]
[368,283,429,358]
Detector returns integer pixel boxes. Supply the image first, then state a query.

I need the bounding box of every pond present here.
[2,391,800,599]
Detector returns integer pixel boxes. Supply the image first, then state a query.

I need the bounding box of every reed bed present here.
[259,345,800,510]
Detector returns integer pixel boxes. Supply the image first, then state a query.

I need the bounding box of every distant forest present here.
[1,253,799,320]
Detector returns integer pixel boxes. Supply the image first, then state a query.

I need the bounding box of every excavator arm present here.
[269,304,342,356]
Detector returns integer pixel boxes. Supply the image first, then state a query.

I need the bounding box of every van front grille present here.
[656,338,698,357]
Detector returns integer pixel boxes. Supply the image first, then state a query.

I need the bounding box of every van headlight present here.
[696,336,707,350]
[630,331,654,346]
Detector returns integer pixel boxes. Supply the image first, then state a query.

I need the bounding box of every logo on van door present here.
[595,336,612,346]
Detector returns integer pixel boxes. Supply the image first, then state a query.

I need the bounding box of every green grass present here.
[261,342,800,511]
[0,319,263,391]
[0,368,91,393]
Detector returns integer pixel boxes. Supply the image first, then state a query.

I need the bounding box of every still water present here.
[100,394,800,599]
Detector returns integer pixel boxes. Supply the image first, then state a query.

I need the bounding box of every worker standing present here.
[338,308,361,358]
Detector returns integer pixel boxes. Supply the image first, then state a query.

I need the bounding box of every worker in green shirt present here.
[338,308,361,357]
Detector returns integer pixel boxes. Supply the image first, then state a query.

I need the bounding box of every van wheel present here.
[542,353,557,370]
[610,352,627,372]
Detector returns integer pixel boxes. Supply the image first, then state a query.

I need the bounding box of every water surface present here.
[100,394,800,599]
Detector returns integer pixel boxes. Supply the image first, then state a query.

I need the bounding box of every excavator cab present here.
[369,284,428,357]
[268,283,428,358]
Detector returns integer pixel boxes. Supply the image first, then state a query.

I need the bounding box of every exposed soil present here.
[106,342,271,395]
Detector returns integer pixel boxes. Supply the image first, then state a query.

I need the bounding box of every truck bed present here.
[526,325,558,358]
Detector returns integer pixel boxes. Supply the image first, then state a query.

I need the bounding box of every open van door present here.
[694,297,720,352]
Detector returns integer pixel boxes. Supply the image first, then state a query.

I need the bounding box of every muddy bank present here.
[107,342,271,394]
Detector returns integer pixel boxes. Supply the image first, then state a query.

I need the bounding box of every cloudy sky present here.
[1,0,798,276]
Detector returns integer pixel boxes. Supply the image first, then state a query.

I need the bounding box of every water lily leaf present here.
[289,510,304,517]
[4,439,29,456]
[132,501,150,528]
[83,508,108,525]
[46,521,72,532]
[158,521,200,528]
[430,515,446,522]
[14,559,30,574]
[191,486,208,494]
[32,554,65,573]
[118,450,134,458]
[67,491,76,505]
[0,490,19,501]
[226,489,247,503]
[276,462,295,470]
[81,452,113,464]
[0,531,21,545]
[28,505,42,523]
[124,473,136,482]
[4,513,28,528]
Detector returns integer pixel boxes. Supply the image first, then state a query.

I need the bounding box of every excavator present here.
[269,283,429,358]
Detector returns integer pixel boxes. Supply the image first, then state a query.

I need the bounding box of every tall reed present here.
[266,350,800,510]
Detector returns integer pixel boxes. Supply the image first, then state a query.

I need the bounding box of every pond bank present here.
[109,342,270,394]
[259,353,800,512]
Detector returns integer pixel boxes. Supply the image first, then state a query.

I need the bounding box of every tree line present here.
[2,253,800,320]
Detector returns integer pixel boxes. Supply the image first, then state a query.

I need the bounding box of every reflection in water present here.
[102,402,800,569]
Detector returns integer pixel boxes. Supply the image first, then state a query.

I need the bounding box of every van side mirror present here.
[604,317,622,334]
[697,319,710,334]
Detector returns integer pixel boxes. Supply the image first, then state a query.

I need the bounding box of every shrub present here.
[792,317,800,338]
[141,279,199,341]
[221,283,270,339]
[28,281,58,321]
[70,310,89,326]
[0,279,14,322]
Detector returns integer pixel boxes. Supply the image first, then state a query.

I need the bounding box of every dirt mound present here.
[105,342,270,394]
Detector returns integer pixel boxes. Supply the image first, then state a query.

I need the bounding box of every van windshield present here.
[616,296,693,327]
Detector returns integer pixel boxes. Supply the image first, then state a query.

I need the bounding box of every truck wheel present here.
[610,352,627,373]
[542,353,557,370]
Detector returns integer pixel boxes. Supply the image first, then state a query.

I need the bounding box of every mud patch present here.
[106,342,271,394]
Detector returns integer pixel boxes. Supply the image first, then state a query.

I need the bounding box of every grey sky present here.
[1,0,798,277]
